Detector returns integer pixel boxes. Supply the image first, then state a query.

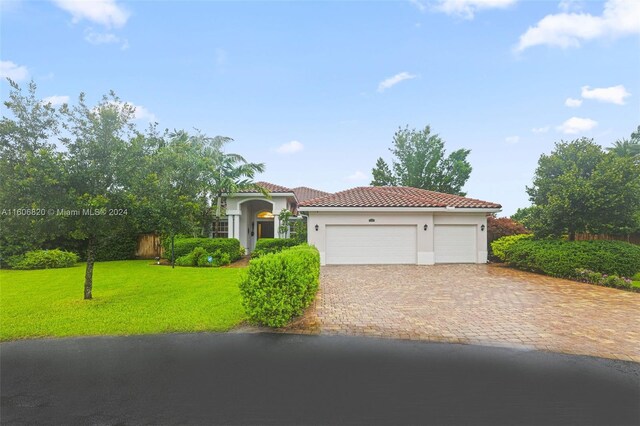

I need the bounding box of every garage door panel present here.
[434,225,476,263]
[326,225,416,265]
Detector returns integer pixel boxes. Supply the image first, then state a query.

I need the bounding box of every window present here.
[212,220,228,238]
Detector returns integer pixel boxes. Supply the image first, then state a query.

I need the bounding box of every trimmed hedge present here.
[7,249,79,270]
[163,237,241,262]
[491,234,533,261]
[239,244,320,327]
[492,237,640,278]
[251,238,298,258]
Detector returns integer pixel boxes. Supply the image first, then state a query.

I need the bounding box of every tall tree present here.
[607,125,640,159]
[370,125,472,195]
[60,92,137,299]
[526,137,640,239]
[0,79,68,264]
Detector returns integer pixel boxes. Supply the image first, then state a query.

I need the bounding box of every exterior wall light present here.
[423,224,428,231]
[315,224,319,231]
[369,218,375,222]
[481,224,485,231]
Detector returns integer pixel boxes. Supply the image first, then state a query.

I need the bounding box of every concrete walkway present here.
[286,264,640,362]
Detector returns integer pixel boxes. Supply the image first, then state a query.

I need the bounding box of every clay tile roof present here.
[298,186,501,209]
[241,181,293,193]
[292,186,332,203]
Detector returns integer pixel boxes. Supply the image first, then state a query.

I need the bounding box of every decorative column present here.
[227,215,234,238]
[233,215,241,240]
[273,215,280,238]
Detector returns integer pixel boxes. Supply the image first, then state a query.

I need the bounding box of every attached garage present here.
[299,186,501,266]
[325,225,417,265]
[434,225,477,263]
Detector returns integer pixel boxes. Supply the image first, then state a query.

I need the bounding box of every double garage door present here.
[325,224,476,265]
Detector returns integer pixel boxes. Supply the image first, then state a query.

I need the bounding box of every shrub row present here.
[239,244,320,327]
[491,237,640,278]
[175,247,231,267]
[7,249,79,270]
[251,238,299,258]
[163,238,242,262]
[574,269,636,291]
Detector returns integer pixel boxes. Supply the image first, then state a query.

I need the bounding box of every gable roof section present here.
[298,186,501,209]
[292,186,332,203]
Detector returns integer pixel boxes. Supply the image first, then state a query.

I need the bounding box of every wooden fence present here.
[135,233,164,258]
[575,233,640,245]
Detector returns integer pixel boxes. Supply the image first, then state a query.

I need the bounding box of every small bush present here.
[8,249,79,270]
[491,234,533,261]
[251,238,298,258]
[239,244,320,327]
[163,238,241,262]
[175,247,231,267]
[497,238,640,278]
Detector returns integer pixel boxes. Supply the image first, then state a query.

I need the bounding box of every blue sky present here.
[1,0,639,215]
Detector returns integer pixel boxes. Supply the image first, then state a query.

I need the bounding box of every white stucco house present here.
[224,182,501,265]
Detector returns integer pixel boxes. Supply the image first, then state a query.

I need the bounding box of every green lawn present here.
[0,260,247,341]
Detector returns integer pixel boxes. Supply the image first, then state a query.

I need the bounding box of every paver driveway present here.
[287,264,640,362]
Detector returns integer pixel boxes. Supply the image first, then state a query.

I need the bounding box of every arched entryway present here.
[237,199,277,252]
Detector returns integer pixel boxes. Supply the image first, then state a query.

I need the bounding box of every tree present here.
[370,125,472,195]
[526,137,640,239]
[206,147,265,237]
[607,125,640,159]
[510,206,537,230]
[370,157,395,186]
[0,79,68,264]
[60,92,138,299]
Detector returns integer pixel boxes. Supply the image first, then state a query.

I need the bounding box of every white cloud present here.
[434,0,516,19]
[84,30,129,49]
[346,171,369,182]
[505,135,520,144]
[51,0,130,28]
[531,126,550,133]
[565,97,582,107]
[409,0,427,13]
[557,117,598,134]
[276,140,304,154]
[0,60,29,81]
[377,72,417,92]
[515,0,640,52]
[581,85,630,105]
[42,95,70,106]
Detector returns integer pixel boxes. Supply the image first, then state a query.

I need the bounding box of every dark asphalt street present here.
[1,333,639,425]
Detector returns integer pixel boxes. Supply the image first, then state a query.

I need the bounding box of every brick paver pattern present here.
[286,264,640,362]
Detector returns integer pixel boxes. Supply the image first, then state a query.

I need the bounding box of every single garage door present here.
[326,225,417,265]
[434,225,477,263]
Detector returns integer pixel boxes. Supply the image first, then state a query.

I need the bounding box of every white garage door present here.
[434,225,477,263]
[326,225,417,265]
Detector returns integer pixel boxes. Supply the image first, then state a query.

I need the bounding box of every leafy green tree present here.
[370,125,472,195]
[59,92,138,299]
[510,206,537,229]
[371,157,395,186]
[527,137,640,239]
[0,80,68,264]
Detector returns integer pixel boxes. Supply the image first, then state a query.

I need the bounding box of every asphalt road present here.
[1,333,639,425]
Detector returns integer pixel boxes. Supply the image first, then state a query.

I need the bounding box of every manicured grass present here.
[0,260,247,341]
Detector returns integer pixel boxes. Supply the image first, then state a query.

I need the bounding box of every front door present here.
[257,221,274,239]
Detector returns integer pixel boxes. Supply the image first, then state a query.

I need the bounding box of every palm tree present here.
[607,139,640,158]
[202,137,266,237]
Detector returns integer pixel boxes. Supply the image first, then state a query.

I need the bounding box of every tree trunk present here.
[215,196,222,238]
[171,233,175,269]
[568,230,576,241]
[84,235,96,300]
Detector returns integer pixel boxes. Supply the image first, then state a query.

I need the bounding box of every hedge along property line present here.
[7,249,80,270]
[239,244,320,327]
[491,236,640,281]
[162,238,242,262]
[251,238,299,258]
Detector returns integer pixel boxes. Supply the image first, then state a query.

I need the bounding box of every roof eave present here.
[298,206,502,213]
